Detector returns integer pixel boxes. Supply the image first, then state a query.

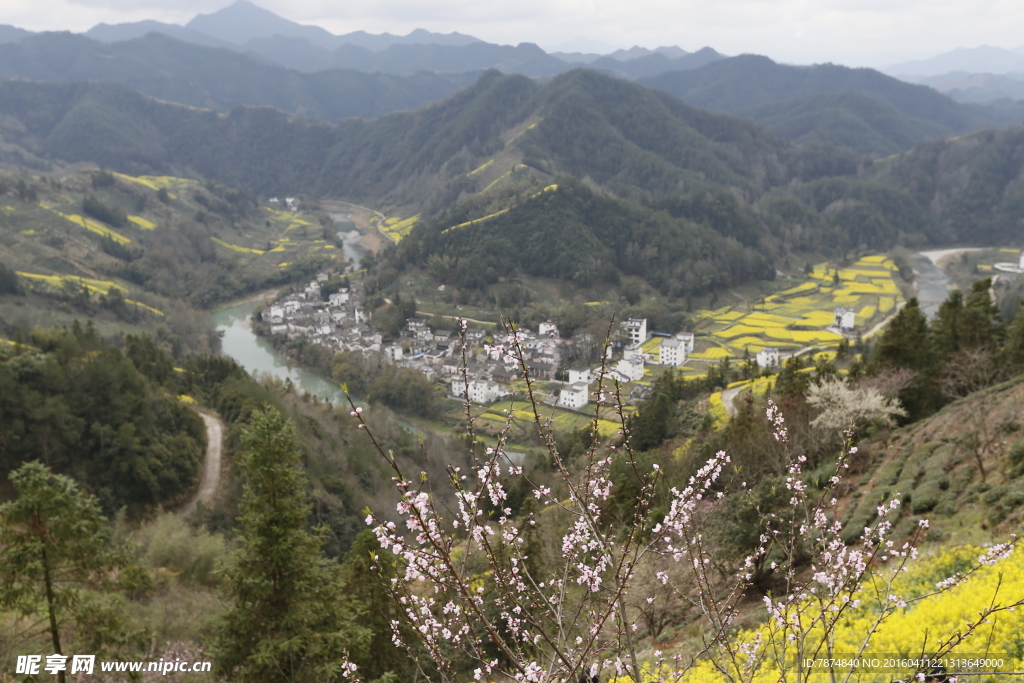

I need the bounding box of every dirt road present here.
[181,413,224,517]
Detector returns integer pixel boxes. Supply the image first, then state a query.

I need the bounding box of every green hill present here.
[869,126,1024,245]
[0,32,472,122]
[846,373,1024,544]
[641,55,1013,155]
[3,68,1021,294]
[0,166,338,345]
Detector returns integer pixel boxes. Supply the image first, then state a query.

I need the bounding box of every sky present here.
[2,0,1024,68]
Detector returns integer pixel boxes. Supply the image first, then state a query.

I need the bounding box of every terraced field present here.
[690,255,903,362]
[1,169,340,337]
[379,215,419,242]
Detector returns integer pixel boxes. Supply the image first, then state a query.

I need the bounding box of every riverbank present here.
[211,287,280,313]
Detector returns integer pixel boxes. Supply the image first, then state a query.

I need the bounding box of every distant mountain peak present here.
[884,45,1024,77]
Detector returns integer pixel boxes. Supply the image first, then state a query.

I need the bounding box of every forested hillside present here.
[641,55,1020,154]
[4,68,1021,295]
[0,326,205,512]
[0,32,473,122]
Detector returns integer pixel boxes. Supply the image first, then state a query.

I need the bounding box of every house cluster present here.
[265,274,382,353]
[554,319,695,411]
[447,321,573,404]
[268,295,707,412]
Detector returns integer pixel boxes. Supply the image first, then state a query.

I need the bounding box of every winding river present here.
[209,230,367,405]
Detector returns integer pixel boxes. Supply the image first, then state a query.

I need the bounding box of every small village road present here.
[181,413,224,517]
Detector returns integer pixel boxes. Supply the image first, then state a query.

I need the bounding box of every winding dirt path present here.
[181,413,224,517]
[720,385,742,418]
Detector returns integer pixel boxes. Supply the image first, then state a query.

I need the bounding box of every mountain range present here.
[885,45,1024,78]
[0,32,476,122]
[0,0,721,81]
[0,26,1018,158]
[0,0,1021,297]
[640,54,1024,155]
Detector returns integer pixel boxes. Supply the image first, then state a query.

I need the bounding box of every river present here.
[910,251,969,318]
[211,301,350,405]
[207,227,368,406]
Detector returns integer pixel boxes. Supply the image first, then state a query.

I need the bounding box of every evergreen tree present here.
[339,530,415,682]
[930,289,965,361]
[1005,302,1024,370]
[868,298,939,418]
[960,277,1001,349]
[872,298,932,371]
[0,462,129,683]
[214,407,368,683]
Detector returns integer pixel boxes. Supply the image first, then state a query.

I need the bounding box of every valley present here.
[2,5,1024,682]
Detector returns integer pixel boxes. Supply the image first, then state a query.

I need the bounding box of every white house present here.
[623,318,648,346]
[756,347,780,368]
[328,290,349,306]
[538,321,559,338]
[558,382,589,410]
[284,300,301,315]
[567,368,592,385]
[469,379,508,404]
[660,338,687,367]
[616,356,645,382]
[834,308,856,330]
[675,332,695,354]
[385,346,404,362]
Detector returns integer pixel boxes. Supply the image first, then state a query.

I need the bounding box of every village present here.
[258,269,879,413]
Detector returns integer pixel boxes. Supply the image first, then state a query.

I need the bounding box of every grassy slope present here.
[844,373,1024,545]
[0,166,338,346]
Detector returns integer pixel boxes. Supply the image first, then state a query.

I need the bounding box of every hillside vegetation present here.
[0,167,338,345]
[0,32,474,122]
[641,55,1019,155]
[5,69,1021,298]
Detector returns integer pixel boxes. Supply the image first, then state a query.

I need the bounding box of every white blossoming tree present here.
[343,321,1021,683]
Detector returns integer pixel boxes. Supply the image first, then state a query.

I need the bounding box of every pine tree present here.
[868,298,939,418]
[0,462,128,683]
[213,406,368,683]
[339,530,414,682]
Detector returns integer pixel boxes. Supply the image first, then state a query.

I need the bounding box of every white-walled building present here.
[660,338,687,367]
[385,346,404,361]
[756,347,780,368]
[558,382,590,410]
[538,321,559,338]
[329,290,349,306]
[675,332,695,354]
[567,368,592,385]
[623,318,648,347]
[617,356,645,382]
[834,308,856,330]
[469,379,508,404]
